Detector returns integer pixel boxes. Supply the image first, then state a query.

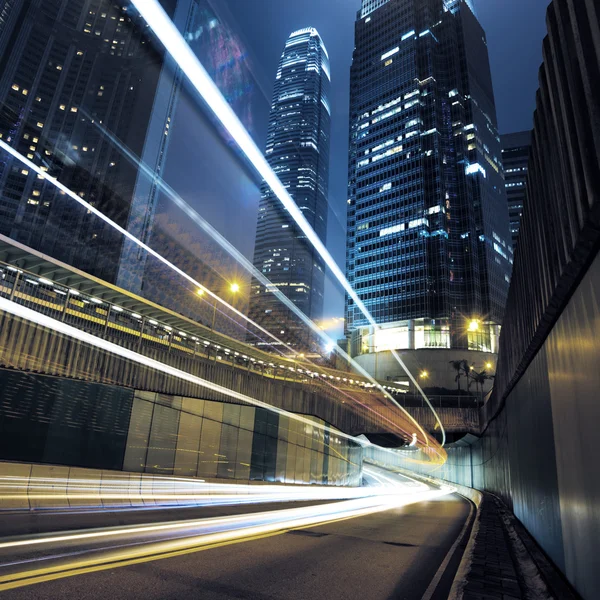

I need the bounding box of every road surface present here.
[0,493,470,599]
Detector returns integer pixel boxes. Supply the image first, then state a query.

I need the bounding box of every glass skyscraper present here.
[0,0,176,282]
[249,28,331,351]
[501,131,531,252]
[345,0,512,355]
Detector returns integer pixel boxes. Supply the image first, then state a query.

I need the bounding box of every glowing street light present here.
[485,362,493,370]
[419,371,428,379]
[197,289,205,296]
[468,319,480,332]
[230,282,240,293]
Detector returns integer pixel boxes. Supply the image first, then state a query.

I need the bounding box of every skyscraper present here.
[249,28,331,351]
[501,131,531,252]
[346,0,512,357]
[0,0,174,282]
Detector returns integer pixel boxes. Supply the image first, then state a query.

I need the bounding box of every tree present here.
[449,360,464,391]
[472,370,495,404]
[461,360,474,392]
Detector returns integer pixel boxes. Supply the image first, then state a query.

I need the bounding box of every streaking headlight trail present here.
[0,468,454,591]
[0,136,440,453]
[128,0,445,445]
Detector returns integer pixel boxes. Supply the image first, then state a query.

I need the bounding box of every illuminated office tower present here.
[501,131,531,252]
[0,0,173,281]
[346,0,512,357]
[249,28,331,350]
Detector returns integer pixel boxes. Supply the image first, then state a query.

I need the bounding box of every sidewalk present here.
[461,495,525,600]
[455,494,579,600]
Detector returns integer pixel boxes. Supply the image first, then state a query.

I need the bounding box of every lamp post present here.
[197,283,240,330]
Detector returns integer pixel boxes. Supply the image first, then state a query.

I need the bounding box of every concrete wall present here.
[353,348,496,393]
[0,371,362,487]
[408,251,600,598]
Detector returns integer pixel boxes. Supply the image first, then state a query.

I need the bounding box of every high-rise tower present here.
[346,0,512,358]
[249,28,331,351]
[0,0,175,282]
[501,131,531,252]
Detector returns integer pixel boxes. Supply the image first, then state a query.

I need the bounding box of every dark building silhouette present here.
[501,131,531,252]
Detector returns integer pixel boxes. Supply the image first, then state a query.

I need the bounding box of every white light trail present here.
[0,139,289,355]
[0,136,423,447]
[0,296,365,449]
[128,0,445,445]
[0,477,453,590]
[87,119,433,447]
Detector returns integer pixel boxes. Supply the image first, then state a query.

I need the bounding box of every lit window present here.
[11,84,19,91]
[59,104,65,110]
[21,169,29,175]
[36,122,43,128]
[22,89,28,96]
[27,199,39,205]
[56,65,62,70]
[70,107,78,113]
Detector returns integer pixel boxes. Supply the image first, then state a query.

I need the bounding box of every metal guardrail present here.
[0,260,408,398]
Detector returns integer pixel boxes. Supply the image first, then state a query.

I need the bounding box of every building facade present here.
[345,0,512,357]
[501,131,531,252]
[249,28,331,351]
[0,0,250,333]
[0,0,179,282]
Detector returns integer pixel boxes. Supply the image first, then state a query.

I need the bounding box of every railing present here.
[393,394,485,409]
[0,260,406,399]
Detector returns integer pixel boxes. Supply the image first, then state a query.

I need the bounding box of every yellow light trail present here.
[0,470,454,591]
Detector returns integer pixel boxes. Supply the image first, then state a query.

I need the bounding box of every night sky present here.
[185,0,552,329]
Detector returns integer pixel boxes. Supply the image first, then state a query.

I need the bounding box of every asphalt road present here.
[1,494,470,600]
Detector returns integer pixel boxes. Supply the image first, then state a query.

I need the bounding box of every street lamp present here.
[196,283,241,330]
[420,370,428,379]
[468,319,480,332]
[210,282,240,329]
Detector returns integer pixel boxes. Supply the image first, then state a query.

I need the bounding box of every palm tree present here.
[473,370,495,404]
[461,360,474,392]
[449,360,463,391]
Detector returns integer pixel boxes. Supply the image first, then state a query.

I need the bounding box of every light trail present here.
[0,138,434,452]
[0,296,440,469]
[0,140,439,454]
[127,0,446,446]
[0,139,290,358]
[0,468,454,591]
[0,472,423,513]
[0,33,444,451]
[85,118,435,448]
